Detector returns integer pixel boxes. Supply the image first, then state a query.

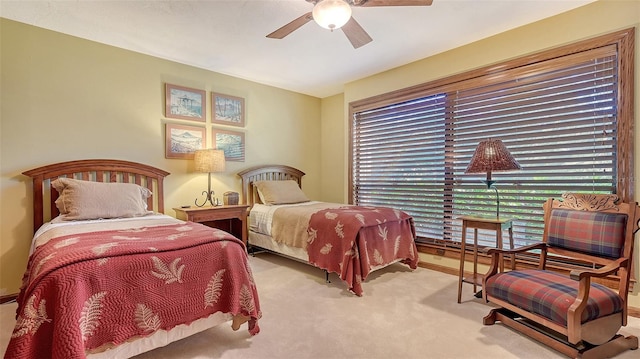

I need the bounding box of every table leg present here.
[497,225,504,273]
[472,228,478,294]
[457,222,468,303]
[508,226,515,270]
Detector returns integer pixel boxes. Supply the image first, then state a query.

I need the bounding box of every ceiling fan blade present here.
[266,12,313,39]
[356,0,433,6]
[341,17,373,49]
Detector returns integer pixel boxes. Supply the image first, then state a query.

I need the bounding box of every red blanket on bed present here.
[6,222,261,359]
[306,206,418,296]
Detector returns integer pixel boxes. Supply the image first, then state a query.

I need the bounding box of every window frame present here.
[348,28,635,247]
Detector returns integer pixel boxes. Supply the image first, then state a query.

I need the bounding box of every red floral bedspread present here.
[306,206,418,296]
[6,222,261,359]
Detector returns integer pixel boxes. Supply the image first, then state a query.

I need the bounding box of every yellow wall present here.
[0,18,321,294]
[319,93,345,203]
[329,0,640,306]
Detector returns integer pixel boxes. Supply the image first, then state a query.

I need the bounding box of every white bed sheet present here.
[31,214,180,254]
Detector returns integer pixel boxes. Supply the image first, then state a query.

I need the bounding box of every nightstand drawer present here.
[173,205,249,245]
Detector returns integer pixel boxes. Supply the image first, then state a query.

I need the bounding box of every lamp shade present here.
[465,139,521,179]
[312,0,352,30]
[194,149,226,173]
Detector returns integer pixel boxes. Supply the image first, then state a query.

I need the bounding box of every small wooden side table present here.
[457,216,514,303]
[173,205,249,246]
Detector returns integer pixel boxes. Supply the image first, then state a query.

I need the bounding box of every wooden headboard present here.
[237,165,305,206]
[22,159,170,232]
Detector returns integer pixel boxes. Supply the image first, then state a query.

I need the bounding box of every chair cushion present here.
[485,269,623,326]
[548,209,627,258]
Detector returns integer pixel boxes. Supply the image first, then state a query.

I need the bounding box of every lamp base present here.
[195,190,220,207]
[195,172,220,207]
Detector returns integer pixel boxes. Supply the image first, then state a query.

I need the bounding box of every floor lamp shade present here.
[465,139,521,217]
[194,149,226,207]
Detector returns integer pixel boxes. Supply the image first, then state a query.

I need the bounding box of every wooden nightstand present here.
[173,205,249,245]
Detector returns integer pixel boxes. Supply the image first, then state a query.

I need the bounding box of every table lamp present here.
[465,139,521,218]
[194,149,226,207]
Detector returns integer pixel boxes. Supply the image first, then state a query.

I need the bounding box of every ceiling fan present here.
[266,0,434,49]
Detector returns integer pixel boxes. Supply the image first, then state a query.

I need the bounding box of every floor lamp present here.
[465,139,521,218]
[194,149,226,207]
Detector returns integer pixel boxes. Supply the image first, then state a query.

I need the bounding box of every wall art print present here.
[165,123,206,159]
[165,83,206,122]
[212,92,245,127]
[213,128,245,162]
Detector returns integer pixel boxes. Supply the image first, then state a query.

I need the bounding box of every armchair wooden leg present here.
[483,308,499,325]
[579,335,638,359]
[482,308,638,359]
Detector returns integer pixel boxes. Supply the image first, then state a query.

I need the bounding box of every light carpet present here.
[2,252,639,358]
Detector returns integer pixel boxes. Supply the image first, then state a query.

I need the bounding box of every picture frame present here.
[212,92,245,127]
[165,83,206,122]
[213,128,245,162]
[165,123,206,159]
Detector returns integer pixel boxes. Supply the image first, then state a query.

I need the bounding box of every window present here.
[350,29,634,248]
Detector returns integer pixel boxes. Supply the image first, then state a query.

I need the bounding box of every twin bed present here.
[7,160,417,358]
[238,164,419,296]
[6,160,261,359]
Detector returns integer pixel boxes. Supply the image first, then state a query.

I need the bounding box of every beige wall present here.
[319,93,345,203]
[327,0,640,306]
[0,18,321,294]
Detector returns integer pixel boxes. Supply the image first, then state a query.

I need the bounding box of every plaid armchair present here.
[482,193,639,358]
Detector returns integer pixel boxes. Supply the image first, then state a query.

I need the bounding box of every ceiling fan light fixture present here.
[312,0,352,31]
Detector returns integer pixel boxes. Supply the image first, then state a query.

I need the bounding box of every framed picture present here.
[165,83,206,122]
[165,123,206,159]
[212,92,245,127]
[213,128,245,162]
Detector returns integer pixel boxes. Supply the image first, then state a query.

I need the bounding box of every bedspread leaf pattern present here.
[335,222,345,239]
[373,249,384,265]
[135,303,161,333]
[320,243,333,254]
[394,235,401,256]
[11,295,51,338]
[205,269,226,308]
[33,253,55,277]
[92,242,118,255]
[150,256,185,284]
[54,237,79,249]
[325,212,338,220]
[378,225,388,240]
[79,291,107,342]
[239,285,256,314]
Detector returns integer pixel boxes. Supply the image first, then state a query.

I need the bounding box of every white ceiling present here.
[0,0,596,98]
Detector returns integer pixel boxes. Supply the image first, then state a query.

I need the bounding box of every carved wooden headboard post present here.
[238,165,306,206]
[23,159,170,232]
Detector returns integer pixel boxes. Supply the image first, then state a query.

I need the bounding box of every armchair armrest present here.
[484,242,547,256]
[569,257,628,281]
[483,242,548,280]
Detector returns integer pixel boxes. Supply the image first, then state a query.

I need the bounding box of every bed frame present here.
[237,164,417,294]
[237,164,331,279]
[22,159,170,232]
[238,164,305,206]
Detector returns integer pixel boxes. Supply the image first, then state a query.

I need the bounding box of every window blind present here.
[351,34,631,249]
